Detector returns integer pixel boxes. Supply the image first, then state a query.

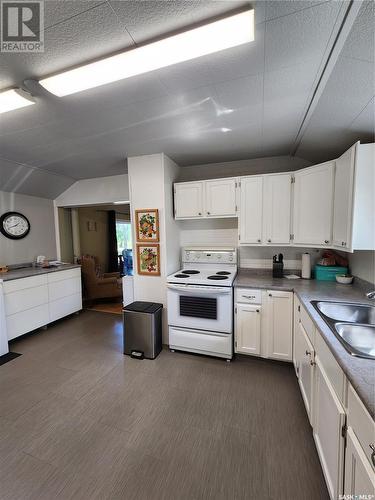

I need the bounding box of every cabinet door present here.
[239,176,263,244]
[266,291,293,361]
[295,321,314,422]
[293,162,334,246]
[332,145,355,251]
[263,174,291,245]
[205,178,237,217]
[174,182,204,218]
[313,357,345,500]
[235,303,261,355]
[344,427,375,498]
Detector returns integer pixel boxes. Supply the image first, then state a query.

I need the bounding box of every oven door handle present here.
[167,284,232,294]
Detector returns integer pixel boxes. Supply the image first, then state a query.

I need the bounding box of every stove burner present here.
[207,275,228,280]
[181,270,200,274]
[216,271,231,275]
[174,274,190,278]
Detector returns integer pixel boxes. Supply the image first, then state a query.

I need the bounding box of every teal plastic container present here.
[314,265,348,281]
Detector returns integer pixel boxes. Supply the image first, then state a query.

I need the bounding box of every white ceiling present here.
[0,0,374,198]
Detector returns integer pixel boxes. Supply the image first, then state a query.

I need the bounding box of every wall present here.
[58,208,74,263]
[348,250,375,284]
[177,155,311,181]
[78,207,109,272]
[54,174,129,207]
[128,153,180,342]
[0,190,57,266]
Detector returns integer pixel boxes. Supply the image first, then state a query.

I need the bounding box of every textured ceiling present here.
[0,0,374,198]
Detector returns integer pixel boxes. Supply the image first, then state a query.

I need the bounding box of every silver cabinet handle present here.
[198,212,202,216]
[370,444,375,467]
[310,359,316,366]
[324,240,329,244]
[207,211,210,215]
[256,309,260,313]
[269,293,272,297]
[305,350,310,356]
[243,295,256,299]
[267,239,271,243]
[257,239,261,242]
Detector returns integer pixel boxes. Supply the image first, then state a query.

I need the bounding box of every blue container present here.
[314,265,348,281]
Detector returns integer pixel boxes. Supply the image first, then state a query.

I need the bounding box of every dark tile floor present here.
[0,311,329,499]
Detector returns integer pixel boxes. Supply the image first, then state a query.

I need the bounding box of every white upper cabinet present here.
[263,173,292,245]
[239,176,263,244]
[332,145,355,250]
[293,162,334,246]
[205,178,237,217]
[174,181,204,219]
[333,142,375,252]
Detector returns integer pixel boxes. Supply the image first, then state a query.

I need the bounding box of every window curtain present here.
[108,210,118,272]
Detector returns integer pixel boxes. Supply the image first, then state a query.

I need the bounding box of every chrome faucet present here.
[366,291,375,299]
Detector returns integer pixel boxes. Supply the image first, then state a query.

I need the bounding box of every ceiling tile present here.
[265,1,341,71]
[341,0,375,63]
[265,0,330,21]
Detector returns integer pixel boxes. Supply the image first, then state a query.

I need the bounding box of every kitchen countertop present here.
[0,264,81,282]
[235,269,375,420]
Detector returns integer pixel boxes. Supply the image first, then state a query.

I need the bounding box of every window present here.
[116,221,132,253]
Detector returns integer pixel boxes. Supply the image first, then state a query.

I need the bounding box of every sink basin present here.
[314,301,375,325]
[335,324,375,360]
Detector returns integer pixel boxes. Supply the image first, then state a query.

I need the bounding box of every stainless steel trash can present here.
[123,301,163,359]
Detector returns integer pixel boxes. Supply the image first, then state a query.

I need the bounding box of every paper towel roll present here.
[302,253,311,279]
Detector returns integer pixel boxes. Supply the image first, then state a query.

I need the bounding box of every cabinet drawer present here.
[47,268,81,283]
[235,288,262,304]
[48,277,81,302]
[315,328,346,405]
[4,285,48,316]
[6,304,49,340]
[49,293,82,322]
[347,384,375,471]
[3,274,47,294]
[169,326,231,357]
[300,304,315,344]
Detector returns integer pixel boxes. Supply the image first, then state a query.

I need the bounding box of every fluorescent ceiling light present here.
[113,201,129,205]
[0,89,34,114]
[39,10,254,97]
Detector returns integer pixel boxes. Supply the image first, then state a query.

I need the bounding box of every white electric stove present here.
[167,248,237,361]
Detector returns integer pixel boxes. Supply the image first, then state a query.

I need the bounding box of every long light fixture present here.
[39,9,254,97]
[0,88,34,114]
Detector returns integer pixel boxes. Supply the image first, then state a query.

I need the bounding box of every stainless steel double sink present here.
[311,301,375,360]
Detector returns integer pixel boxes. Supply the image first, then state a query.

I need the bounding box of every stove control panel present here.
[183,248,237,264]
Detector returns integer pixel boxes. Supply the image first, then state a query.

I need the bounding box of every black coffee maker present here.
[273,254,284,278]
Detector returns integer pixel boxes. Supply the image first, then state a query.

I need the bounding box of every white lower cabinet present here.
[294,321,314,423]
[313,357,346,500]
[265,290,293,361]
[344,427,375,497]
[4,268,82,340]
[235,289,292,361]
[235,303,261,355]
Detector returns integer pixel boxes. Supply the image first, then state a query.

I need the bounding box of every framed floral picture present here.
[135,209,159,242]
[136,244,160,276]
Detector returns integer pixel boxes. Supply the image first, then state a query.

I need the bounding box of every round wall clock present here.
[0,212,31,240]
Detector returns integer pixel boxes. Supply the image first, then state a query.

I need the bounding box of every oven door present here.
[167,284,233,333]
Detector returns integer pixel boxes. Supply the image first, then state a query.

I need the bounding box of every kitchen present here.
[0,1,374,499]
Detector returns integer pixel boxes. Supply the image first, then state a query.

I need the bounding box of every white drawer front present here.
[315,328,345,404]
[7,304,49,340]
[3,274,47,294]
[169,326,232,357]
[49,293,82,322]
[4,285,48,316]
[235,288,262,304]
[48,277,81,302]
[47,268,81,283]
[348,384,375,471]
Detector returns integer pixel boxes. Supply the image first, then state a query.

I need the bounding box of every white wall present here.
[0,191,57,266]
[348,250,375,284]
[128,153,180,342]
[54,174,129,207]
[178,155,311,181]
